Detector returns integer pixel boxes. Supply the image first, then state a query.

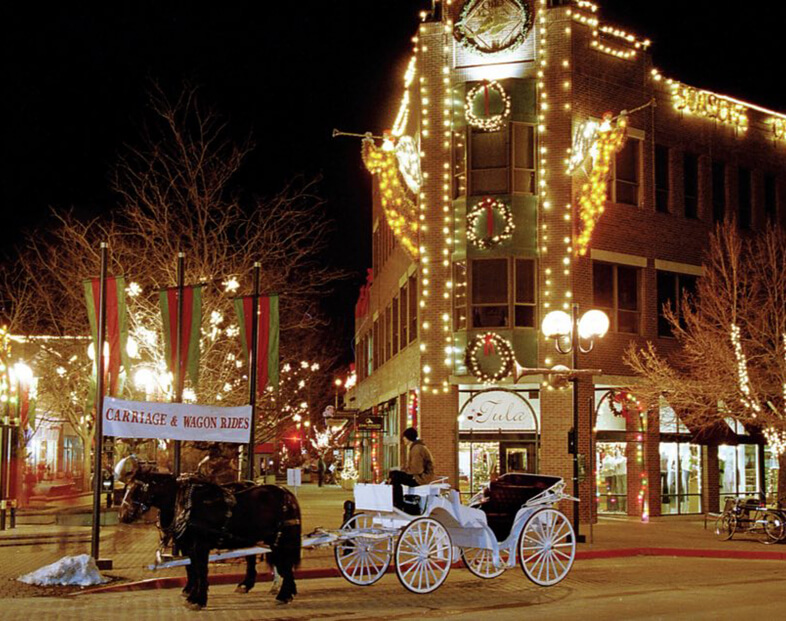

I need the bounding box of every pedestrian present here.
[317,456,326,487]
[389,427,435,509]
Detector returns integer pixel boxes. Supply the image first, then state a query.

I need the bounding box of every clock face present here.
[454,0,533,55]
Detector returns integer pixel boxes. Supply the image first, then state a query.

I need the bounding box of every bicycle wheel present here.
[714,513,736,540]
[755,511,785,545]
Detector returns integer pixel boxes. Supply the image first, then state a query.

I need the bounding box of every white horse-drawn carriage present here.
[333,472,578,593]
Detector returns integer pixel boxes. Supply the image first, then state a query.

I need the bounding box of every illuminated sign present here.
[672,83,748,130]
[459,389,538,432]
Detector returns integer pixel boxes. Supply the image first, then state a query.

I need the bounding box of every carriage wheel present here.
[714,514,736,541]
[461,546,509,579]
[395,517,452,594]
[518,508,576,587]
[755,511,785,545]
[334,513,392,586]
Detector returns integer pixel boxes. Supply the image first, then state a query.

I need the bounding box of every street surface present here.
[0,556,783,620]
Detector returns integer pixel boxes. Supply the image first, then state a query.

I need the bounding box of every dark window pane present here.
[473,306,508,328]
[409,275,418,342]
[678,274,696,330]
[515,259,535,303]
[684,153,699,219]
[618,310,640,334]
[657,271,676,336]
[616,141,639,182]
[712,161,726,222]
[593,263,614,308]
[400,283,408,348]
[392,297,399,356]
[472,259,508,304]
[616,181,638,206]
[738,168,751,229]
[655,144,669,213]
[471,130,507,169]
[617,266,639,311]
[515,305,535,327]
[513,123,535,169]
[471,169,509,194]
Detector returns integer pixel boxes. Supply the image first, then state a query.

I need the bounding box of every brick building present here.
[347,0,785,526]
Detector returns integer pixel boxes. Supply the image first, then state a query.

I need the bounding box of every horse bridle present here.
[121,480,151,517]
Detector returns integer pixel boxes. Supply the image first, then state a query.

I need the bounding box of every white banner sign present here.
[102,397,252,444]
[459,389,538,432]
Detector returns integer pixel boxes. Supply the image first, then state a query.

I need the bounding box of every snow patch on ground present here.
[17,554,110,586]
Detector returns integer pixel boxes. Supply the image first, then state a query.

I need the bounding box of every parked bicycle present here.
[714,497,785,545]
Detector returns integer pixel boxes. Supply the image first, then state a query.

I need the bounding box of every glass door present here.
[500,443,536,474]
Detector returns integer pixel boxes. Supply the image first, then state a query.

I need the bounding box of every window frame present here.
[656,270,697,338]
[466,257,537,330]
[610,137,642,207]
[592,261,642,335]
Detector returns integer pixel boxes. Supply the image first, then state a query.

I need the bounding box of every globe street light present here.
[541,304,609,543]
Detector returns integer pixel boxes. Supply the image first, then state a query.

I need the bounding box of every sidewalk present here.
[0,484,782,600]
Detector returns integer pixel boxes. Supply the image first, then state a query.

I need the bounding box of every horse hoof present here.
[275,597,293,605]
[184,602,204,611]
[234,585,249,594]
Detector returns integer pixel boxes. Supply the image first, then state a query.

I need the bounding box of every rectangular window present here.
[593,262,640,334]
[514,259,536,327]
[399,282,408,350]
[738,167,752,229]
[454,261,467,330]
[384,305,392,362]
[470,129,508,195]
[408,274,418,342]
[712,161,726,222]
[512,123,536,194]
[656,271,696,337]
[453,130,467,199]
[372,319,379,371]
[684,153,699,219]
[392,296,399,356]
[655,144,669,213]
[613,139,640,206]
[764,174,777,222]
[472,258,508,328]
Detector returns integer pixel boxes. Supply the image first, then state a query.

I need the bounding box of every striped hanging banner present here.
[84,277,130,397]
[159,285,202,391]
[234,295,279,393]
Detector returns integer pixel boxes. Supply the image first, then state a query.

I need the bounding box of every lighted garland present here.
[466,197,515,249]
[574,112,628,256]
[454,0,533,56]
[465,332,515,383]
[465,81,512,132]
[362,135,419,258]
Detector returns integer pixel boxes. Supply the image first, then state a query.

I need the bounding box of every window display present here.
[458,441,499,498]
[718,444,760,510]
[660,442,702,514]
[596,442,627,513]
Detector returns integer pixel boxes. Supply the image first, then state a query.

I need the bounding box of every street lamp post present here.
[541,303,609,543]
[334,378,343,410]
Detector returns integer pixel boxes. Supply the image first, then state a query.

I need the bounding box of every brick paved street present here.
[1,484,784,617]
[0,556,784,620]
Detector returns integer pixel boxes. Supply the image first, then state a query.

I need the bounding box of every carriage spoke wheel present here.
[395,517,452,594]
[461,546,509,579]
[334,513,392,586]
[714,514,736,541]
[755,511,785,545]
[518,508,576,587]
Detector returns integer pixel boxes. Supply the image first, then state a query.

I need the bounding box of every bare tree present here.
[3,85,348,486]
[625,222,786,500]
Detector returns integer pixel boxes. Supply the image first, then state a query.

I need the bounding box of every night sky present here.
[3,1,784,357]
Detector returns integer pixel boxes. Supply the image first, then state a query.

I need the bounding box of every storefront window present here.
[596,442,627,513]
[660,442,702,514]
[718,444,760,510]
[764,447,780,504]
[458,441,499,499]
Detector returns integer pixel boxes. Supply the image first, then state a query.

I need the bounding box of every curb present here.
[77,546,786,596]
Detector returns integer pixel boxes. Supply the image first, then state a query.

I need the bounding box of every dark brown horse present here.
[116,456,301,610]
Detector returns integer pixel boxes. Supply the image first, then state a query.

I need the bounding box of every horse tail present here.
[270,487,302,570]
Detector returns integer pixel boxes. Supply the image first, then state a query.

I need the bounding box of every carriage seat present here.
[478,473,561,541]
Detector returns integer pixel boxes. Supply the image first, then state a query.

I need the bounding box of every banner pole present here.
[91,242,110,568]
[246,262,261,481]
[173,252,185,475]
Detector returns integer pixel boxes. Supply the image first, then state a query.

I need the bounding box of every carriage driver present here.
[389,427,436,508]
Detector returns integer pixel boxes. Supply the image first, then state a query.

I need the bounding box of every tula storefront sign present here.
[459,389,538,432]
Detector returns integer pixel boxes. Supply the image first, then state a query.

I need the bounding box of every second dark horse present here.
[116,456,301,610]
